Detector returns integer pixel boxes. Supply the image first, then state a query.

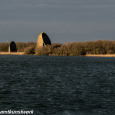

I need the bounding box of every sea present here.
[0,55,115,115]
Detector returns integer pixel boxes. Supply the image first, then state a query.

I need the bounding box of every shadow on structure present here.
[42,32,51,45]
[9,41,17,52]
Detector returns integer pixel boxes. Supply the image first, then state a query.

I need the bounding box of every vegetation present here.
[35,43,61,55]
[0,40,115,56]
[16,42,36,52]
[83,40,115,54]
[35,43,86,56]
[24,46,35,55]
[36,40,115,56]
[0,43,9,52]
[0,42,36,52]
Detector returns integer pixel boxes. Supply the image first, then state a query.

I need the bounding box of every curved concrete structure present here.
[9,41,17,52]
[36,32,51,48]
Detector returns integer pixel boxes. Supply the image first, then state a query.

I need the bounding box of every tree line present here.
[0,42,36,52]
[35,40,115,56]
[0,40,115,56]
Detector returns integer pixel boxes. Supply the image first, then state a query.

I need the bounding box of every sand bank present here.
[0,52,115,57]
[0,52,25,55]
[86,54,115,57]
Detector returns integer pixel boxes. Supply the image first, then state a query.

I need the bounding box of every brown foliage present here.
[0,40,115,56]
[0,43,9,52]
[24,46,36,55]
[35,43,61,55]
[16,42,36,52]
[0,42,36,52]
[36,40,115,56]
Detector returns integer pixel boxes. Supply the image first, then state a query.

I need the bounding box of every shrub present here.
[16,42,27,52]
[16,42,36,52]
[107,50,114,54]
[0,43,9,52]
[35,43,62,55]
[0,40,115,55]
[24,46,35,55]
[35,47,49,55]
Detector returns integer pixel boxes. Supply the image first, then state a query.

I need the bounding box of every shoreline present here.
[0,52,25,55]
[0,52,115,57]
[49,53,115,57]
[86,54,115,57]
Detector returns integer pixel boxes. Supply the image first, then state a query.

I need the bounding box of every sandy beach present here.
[0,52,115,57]
[86,54,115,57]
[0,52,25,55]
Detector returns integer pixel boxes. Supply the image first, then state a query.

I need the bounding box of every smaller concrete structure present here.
[9,41,17,52]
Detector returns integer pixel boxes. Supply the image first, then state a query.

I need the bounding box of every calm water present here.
[0,55,115,115]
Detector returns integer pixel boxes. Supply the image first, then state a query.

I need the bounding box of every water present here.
[0,55,115,115]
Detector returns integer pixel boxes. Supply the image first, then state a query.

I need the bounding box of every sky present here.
[0,0,115,43]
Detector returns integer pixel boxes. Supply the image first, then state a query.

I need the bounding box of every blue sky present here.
[0,0,115,43]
